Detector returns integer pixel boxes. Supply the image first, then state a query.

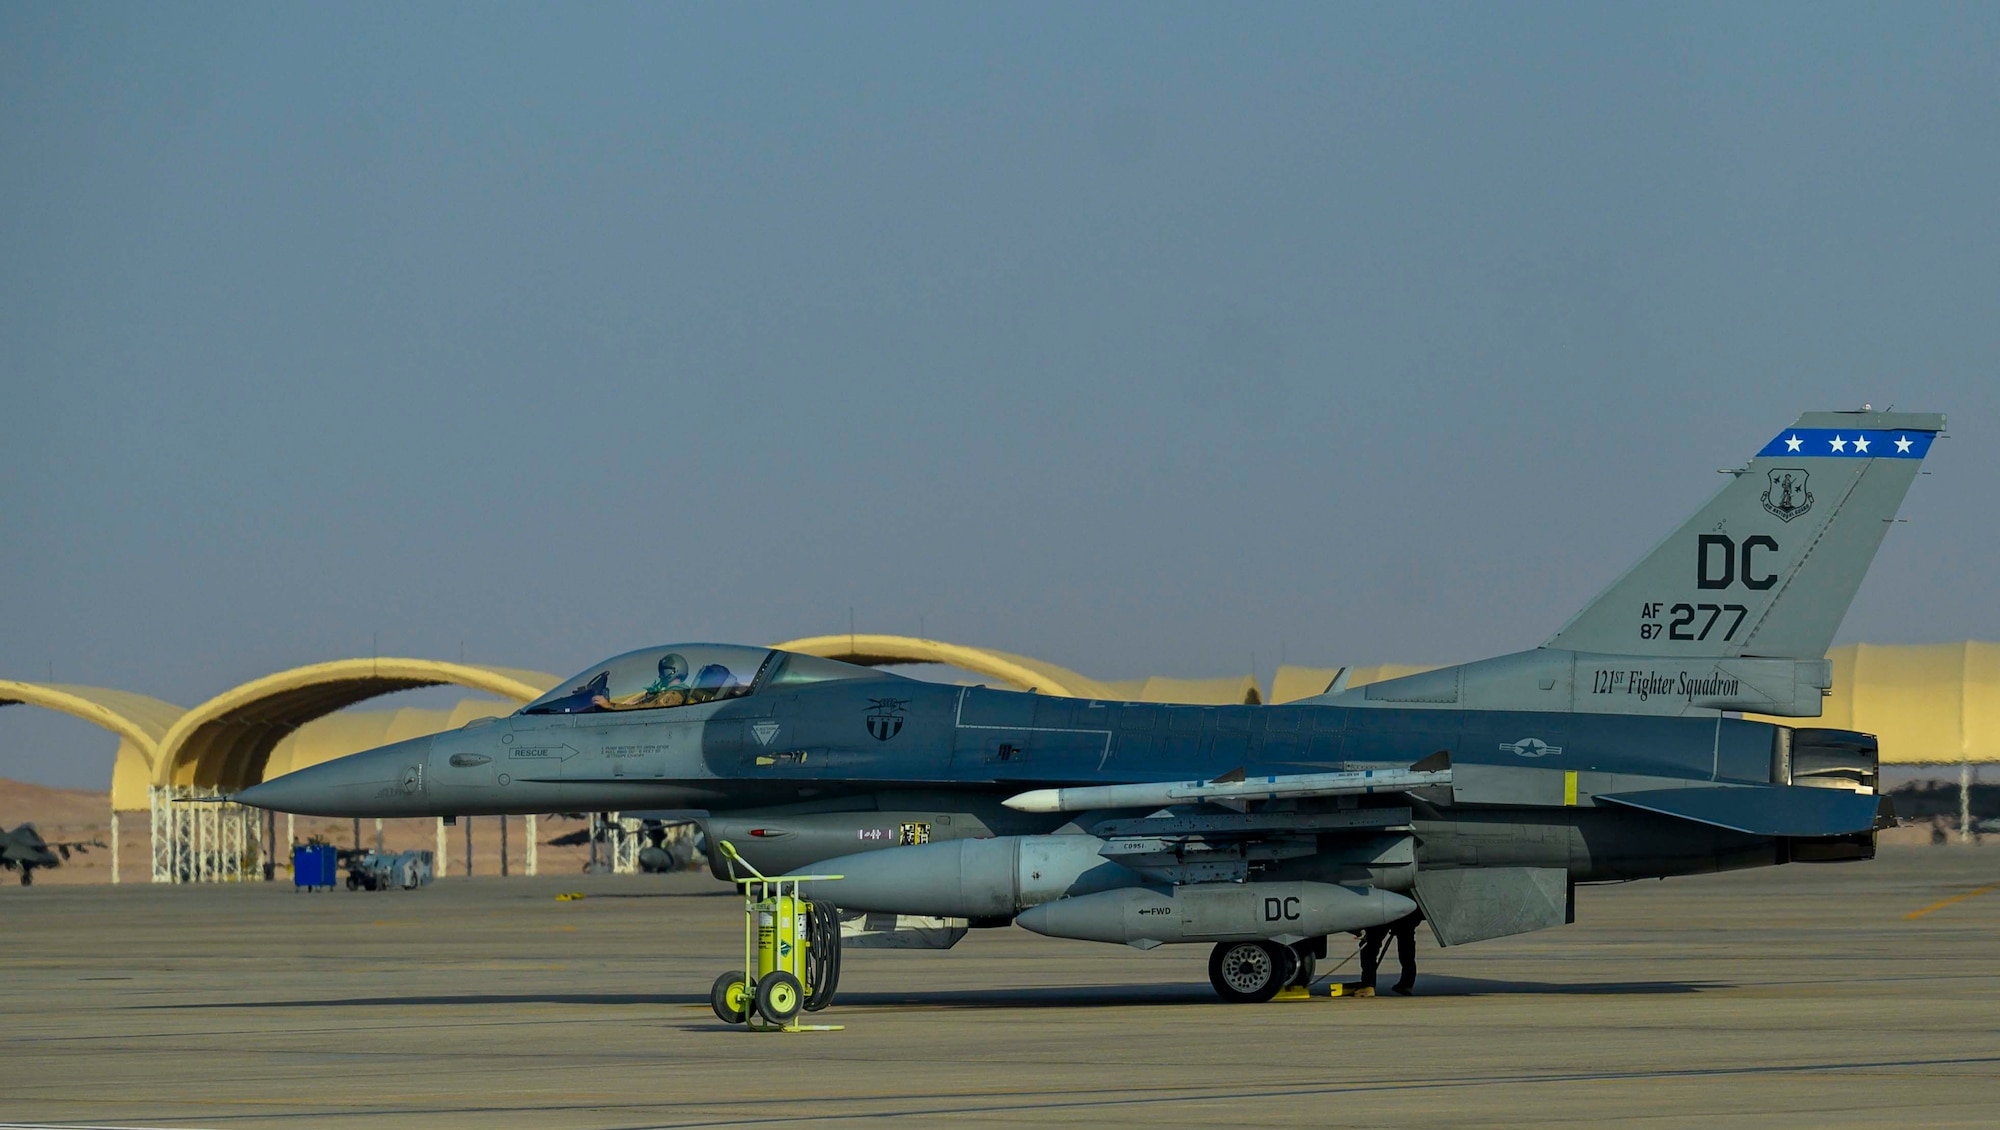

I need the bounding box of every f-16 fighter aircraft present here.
[239,410,1941,1002]
[1,824,107,886]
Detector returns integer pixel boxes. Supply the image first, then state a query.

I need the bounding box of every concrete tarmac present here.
[2,847,1995,1128]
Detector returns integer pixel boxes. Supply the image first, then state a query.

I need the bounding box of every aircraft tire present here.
[19,868,31,887]
[1270,942,1300,988]
[710,971,751,1024]
[1208,941,1285,1003]
[756,970,804,1024]
[1288,948,1317,989]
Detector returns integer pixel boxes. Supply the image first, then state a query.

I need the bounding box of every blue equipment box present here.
[293,844,338,890]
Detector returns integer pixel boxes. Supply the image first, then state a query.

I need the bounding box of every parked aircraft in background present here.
[0,824,106,886]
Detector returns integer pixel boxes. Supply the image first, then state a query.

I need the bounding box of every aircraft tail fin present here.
[1545,410,1944,659]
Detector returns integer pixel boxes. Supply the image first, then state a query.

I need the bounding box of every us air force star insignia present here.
[1895,435,1913,453]
[1853,435,1870,453]
[1829,435,1847,452]
[1499,738,1562,758]
[1784,434,1803,452]
[750,721,781,746]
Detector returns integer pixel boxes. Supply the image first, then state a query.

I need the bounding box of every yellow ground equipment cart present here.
[708,841,844,1031]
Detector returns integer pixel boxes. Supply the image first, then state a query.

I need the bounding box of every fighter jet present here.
[239,410,1940,1003]
[1,824,106,886]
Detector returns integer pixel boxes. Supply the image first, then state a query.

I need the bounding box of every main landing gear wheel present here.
[1288,945,1317,989]
[710,971,750,1024]
[1270,943,1301,989]
[1208,941,1288,1003]
[756,970,804,1024]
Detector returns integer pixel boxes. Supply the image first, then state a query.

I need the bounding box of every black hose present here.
[802,898,842,1011]
[820,899,843,1005]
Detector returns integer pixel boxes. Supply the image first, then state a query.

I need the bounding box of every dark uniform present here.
[1358,909,1424,996]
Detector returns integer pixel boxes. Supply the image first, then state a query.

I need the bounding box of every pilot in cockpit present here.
[683,661,742,704]
[594,652,694,710]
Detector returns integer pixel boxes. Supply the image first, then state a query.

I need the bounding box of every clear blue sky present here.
[4,3,1996,788]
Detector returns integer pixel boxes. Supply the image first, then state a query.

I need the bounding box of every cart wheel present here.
[756,970,804,1025]
[710,971,751,1024]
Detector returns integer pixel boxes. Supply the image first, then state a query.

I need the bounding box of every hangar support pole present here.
[149,788,167,882]
[110,809,120,884]
[196,798,214,882]
[1962,759,1974,844]
[613,813,639,874]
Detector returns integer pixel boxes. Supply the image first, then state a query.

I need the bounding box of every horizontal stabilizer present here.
[1596,785,1880,838]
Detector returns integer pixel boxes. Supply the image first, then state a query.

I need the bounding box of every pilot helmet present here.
[657,652,690,685]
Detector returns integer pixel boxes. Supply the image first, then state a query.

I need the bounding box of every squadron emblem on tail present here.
[1761,468,1813,522]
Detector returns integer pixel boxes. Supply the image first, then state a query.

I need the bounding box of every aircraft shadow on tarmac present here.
[833,977,1723,1008]
[1395,974,1721,996]
[140,977,1720,1013]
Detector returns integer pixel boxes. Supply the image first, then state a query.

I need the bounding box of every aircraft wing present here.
[1085,805,1416,884]
[1003,751,1452,813]
[1041,756,1448,884]
[16,832,104,860]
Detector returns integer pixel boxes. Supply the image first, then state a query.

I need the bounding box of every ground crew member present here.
[1354,908,1424,997]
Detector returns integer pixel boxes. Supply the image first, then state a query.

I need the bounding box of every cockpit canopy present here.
[519,644,892,716]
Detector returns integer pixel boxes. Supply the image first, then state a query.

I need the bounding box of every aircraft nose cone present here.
[235,736,434,817]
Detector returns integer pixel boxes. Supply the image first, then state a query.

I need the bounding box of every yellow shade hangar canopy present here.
[0,682,185,810]
[1749,642,2000,765]
[153,659,559,794]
